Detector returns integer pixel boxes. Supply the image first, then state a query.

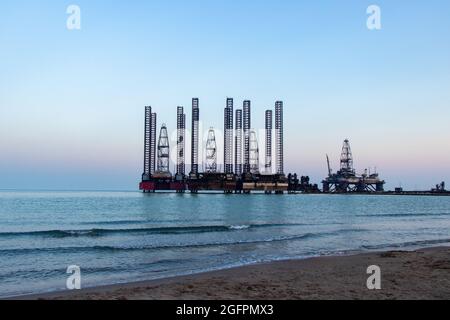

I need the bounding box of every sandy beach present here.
[16,246,450,300]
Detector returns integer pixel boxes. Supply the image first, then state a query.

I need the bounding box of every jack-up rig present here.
[322,139,385,193]
[139,99,318,194]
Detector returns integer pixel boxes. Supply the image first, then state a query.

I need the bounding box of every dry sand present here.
[17,246,450,300]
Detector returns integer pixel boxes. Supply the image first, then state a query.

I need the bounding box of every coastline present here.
[12,246,450,300]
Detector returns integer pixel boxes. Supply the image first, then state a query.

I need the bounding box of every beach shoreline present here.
[10,246,450,300]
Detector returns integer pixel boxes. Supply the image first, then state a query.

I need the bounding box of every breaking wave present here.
[0,223,308,239]
[0,228,369,256]
[361,238,450,250]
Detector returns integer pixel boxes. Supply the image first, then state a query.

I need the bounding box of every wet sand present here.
[17,246,450,300]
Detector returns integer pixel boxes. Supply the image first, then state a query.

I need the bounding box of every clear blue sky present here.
[1,0,449,190]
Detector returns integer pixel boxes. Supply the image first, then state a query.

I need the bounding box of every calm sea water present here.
[0,191,449,298]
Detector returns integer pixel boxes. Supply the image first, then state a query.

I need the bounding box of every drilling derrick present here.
[275,101,284,175]
[243,100,251,174]
[176,107,186,178]
[205,128,218,173]
[156,124,171,176]
[142,106,152,181]
[190,98,200,177]
[235,109,243,176]
[340,139,355,176]
[249,130,260,175]
[265,110,273,174]
[224,98,234,174]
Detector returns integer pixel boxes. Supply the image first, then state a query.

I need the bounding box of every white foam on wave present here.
[229,225,251,230]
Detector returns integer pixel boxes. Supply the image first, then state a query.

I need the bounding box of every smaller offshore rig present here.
[322,139,385,193]
[139,99,318,194]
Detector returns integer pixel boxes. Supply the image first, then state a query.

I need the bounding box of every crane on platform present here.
[326,154,332,176]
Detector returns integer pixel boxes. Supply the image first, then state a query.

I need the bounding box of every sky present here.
[0,0,449,191]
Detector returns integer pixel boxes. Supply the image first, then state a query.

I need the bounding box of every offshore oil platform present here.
[139,98,318,194]
[139,99,448,196]
[322,139,385,193]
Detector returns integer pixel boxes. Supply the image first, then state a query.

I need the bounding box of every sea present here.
[0,191,449,298]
